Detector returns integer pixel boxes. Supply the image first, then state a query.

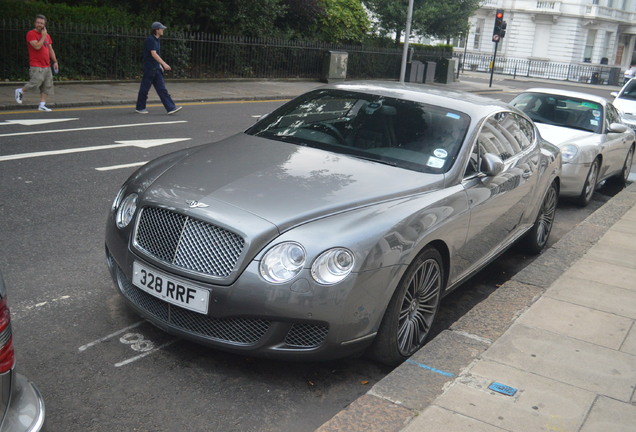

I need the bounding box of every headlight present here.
[260,242,306,284]
[561,144,579,163]
[111,185,126,211]
[116,193,138,229]
[311,248,355,285]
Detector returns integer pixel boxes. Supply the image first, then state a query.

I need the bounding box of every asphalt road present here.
[0,81,632,432]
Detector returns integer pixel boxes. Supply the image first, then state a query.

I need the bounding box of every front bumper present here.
[105,246,398,361]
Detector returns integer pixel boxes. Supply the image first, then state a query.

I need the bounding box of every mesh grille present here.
[285,323,328,348]
[115,264,270,345]
[135,207,245,278]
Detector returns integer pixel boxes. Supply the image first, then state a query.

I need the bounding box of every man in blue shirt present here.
[135,22,182,115]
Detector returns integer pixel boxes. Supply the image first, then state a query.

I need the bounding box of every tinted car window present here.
[478,113,520,161]
[511,92,602,134]
[619,80,636,100]
[246,89,471,174]
[606,103,621,127]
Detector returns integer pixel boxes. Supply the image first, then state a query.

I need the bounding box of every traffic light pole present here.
[489,40,499,88]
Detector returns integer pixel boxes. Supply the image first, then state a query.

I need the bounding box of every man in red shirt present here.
[15,14,59,111]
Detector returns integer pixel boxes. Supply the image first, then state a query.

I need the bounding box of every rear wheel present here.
[368,247,444,366]
[576,158,599,207]
[523,181,558,254]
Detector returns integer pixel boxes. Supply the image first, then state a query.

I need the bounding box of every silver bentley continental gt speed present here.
[105,82,561,365]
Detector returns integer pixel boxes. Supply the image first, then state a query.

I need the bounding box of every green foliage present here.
[315,0,370,44]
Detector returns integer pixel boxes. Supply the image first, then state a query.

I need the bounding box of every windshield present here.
[245,89,471,173]
[511,92,602,133]
[619,80,636,101]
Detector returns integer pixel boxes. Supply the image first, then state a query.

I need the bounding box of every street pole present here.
[489,38,499,87]
[399,0,415,83]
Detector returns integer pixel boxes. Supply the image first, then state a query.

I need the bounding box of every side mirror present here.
[481,153,504,177]
[610,91,619,98]
[608,122,628,133]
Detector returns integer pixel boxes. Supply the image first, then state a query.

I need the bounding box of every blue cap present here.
[151,22,167,30]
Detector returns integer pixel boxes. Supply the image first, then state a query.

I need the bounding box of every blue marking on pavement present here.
[488,382,518,396]
[405,359,455,377]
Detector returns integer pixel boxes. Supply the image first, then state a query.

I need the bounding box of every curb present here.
[316,181,636,432]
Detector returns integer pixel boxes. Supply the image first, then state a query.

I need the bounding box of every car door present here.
[603,102,633,176]
[455,112,540,277]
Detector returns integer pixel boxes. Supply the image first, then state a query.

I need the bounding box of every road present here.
[0,79,632,432]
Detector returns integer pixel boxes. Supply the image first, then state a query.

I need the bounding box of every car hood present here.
[613,98,636,115]
[535,123,595,146]
[142,134,442,232]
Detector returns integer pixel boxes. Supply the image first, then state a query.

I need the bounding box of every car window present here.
[479,113,520,161]
[246,89,471,174]
[511,92,602,133]
[619,80,636,100]
[606,103,621,126]
[514,114,535,149]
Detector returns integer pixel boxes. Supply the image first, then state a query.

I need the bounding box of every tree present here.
[363,0,479,44]
[315,0,370,43]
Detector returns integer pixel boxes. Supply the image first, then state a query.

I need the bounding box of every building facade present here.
[464,0,636,70]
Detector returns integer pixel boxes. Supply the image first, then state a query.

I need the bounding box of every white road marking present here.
[78,321,144,352]
[114,340,176,368]
[0,120,187,138]
[0,138,191,162]
[0,118,79,126]
[96,161,148,171]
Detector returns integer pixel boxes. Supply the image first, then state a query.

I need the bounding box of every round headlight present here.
[311,248,355,285]
[116,193,138,229]
[260,242,306,284]
[561,144,579,163]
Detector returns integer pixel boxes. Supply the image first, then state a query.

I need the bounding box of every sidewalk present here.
[317,181,636,432]
[1,75,634,431]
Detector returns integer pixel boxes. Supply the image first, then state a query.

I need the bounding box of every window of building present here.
[584,29,597,62]
[473,19,484,50]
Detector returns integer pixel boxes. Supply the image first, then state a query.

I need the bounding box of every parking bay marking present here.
[79,322,177,367]
[0,137,191,162]
[0,118,79,126]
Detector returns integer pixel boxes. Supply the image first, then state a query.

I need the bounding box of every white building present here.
[464,0,636,70]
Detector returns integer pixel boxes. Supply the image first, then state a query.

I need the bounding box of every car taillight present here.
[0,297,15,373]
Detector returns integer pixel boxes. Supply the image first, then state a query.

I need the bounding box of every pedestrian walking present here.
[14,14,58,112]
[624,64,636,84]
[135,21,182,115]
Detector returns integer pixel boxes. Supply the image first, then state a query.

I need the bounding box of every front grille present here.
[285,323,328,348]
[115,264,270,345]
[135,207,245,278]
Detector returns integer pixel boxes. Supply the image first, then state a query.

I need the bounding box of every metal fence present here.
[1,19,449,82]
[456,52,623,86]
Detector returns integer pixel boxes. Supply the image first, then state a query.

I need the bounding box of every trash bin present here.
[608,67,621,86]
[321,51,348,83]
[405,60,425,83]
[424,61,436,83]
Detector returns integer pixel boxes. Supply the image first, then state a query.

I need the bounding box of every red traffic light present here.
[496,12,503,19]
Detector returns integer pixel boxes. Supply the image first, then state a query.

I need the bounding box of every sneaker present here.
[38,105,52,112]
[135,109,149,114]
[168,106,182,115]
[15,89,23,104]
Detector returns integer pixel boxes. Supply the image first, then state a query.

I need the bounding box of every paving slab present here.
[558,258,636,292]
[546,275,636,318]
[515,297,632,349]
[579,396,636,432]
[402,405,507,432]
[482,324,636,401]
[621,325,636,356]
[433,360,596,432]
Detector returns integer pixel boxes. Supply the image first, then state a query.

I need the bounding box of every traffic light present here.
[492,9,504,42]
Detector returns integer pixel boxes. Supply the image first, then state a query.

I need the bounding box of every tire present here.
[368,247,444,366]
[523,181,558,254]
[616,145,634,187]
[576,158,599,207]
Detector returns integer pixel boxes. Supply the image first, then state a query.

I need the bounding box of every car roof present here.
[520,87,609,107]
[324,81,512,119]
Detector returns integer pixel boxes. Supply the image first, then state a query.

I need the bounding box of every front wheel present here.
[368,247,444,366]
[523,181,558,254]
[616,145,634,187]
[576,158,599,207]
